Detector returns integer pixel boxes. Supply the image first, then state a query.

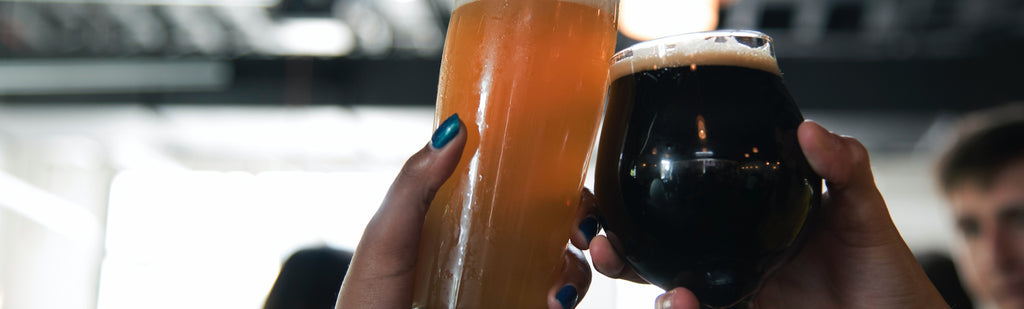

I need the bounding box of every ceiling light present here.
[619,0,719,41]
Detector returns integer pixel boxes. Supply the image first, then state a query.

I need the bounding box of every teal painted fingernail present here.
[579,217,599,245]
[556,285,578,309]
[431,113,460,149]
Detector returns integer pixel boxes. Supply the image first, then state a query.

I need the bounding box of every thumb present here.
[797,120,898,248]
[337,113,467,308]
[655,288,700,309]
[380,113,468,219]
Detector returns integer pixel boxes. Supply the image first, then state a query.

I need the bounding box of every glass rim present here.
[453,0,619,11]
[609,29,780,77]
[612,30,774,63]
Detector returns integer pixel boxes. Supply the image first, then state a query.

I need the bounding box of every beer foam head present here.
[610,30,781,80]
[454,0,616,11]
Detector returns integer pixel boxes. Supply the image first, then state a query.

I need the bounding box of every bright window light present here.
[97,170,397,309]
[274,18,356,56]
[0,172,102,244]
[619,0,720,41]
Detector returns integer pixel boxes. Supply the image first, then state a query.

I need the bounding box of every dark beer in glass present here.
[596,30,822,308]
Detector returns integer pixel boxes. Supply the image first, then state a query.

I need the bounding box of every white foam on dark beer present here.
[610,31,781,81]
[453,0,615,12]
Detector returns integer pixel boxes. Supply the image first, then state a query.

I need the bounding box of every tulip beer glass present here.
[595,30,823,308]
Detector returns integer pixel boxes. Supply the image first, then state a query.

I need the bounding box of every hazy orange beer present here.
[412,0,619,307]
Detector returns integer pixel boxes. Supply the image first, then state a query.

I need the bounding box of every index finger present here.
[571,188,600,250]
[589,234,649,284]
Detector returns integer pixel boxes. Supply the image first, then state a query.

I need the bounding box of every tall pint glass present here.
[412,0,619,307]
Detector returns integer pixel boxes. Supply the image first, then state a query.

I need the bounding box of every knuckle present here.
[420,187,439,211]
[396,147,449,212]
[842,136,870,164]
[398,149,433,181]
[597,260,625,278]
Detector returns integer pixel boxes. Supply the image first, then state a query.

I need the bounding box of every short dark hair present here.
[938,103,1024,194]
[264,246,353,309]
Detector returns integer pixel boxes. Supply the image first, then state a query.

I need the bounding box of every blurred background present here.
[0,0,1021,308]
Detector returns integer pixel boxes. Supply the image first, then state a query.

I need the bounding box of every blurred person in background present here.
[264,246,353,309]
[918,251,975,308]
[938,103,1024,309]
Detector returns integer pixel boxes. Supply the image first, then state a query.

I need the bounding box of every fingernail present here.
[655,290,675,309]
[431,113,460,149]
[579,217,599,245]
[556,285,578,309]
